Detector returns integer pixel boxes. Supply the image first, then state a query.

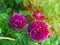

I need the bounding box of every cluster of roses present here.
[9,10,49,42]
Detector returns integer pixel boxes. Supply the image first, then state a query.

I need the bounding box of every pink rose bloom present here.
[32,9,45,20]
[27,20,49,42]
[9,13,26,30]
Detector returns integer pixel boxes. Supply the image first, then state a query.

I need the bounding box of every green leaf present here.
[58,36,60,42]
[16,33,28,45]
[6,8,12,13]
[0,13,8,20]
[23,24,28,31]
[40,0,57,17]
[15,0,23,4]
[16,39,25,45]
[23,0,30,7]
[23,34,28,45]
[50,33,58,45]
[8,0,14,7]
[30,0,42,8]
[50,39,58,45]
[16,33,22,39]
[54,3,60,14]
[28,40,35,45]
[0,28,2,33]
[19,10,30,16]
[53,21,60,32]
[30,0,37,6]
[0,40,15,45]
[41,38,50,45]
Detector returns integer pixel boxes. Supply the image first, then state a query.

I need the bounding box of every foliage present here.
[0,0,60,45]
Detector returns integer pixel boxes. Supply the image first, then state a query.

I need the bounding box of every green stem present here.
[0,37,15,41]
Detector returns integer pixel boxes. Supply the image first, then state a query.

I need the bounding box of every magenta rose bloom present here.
[9,13,26,30]
[27,20,49,41]
[32,9,45,20]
